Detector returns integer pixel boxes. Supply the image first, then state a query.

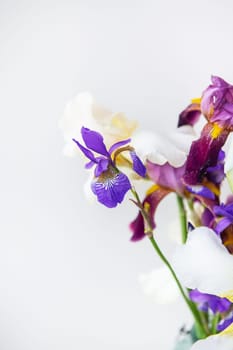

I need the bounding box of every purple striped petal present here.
[187,185,215,200]
[183,123,229,185]
[72,138,97,163]
[130,188,170,241]
[129,151,146,177]
[108,139,131,155]
[178,103,201,127]
[81,127,109,156]
[92,169,131,208]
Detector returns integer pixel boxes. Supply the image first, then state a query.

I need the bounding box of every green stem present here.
[211,314,220,334]
[149,236,207,338]
[131,189,208,338]
[176,195,188,243]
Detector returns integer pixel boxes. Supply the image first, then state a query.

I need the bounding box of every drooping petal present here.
[147,161,185,194]
[183,123,229,185]
[172,227,233,295]
[129,186,170,241]
[81,127,109,156]
[72,138,97,163]
[108,138,131,155]
[129,151,146,177]
[92,168,131,208]
[178,102,202,127]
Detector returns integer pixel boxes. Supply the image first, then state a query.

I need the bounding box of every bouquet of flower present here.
[60,76,233,350]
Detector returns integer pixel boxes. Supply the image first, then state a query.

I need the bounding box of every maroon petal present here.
[178,103,202,127]
[183,123,229,185]
[129,187,170,241]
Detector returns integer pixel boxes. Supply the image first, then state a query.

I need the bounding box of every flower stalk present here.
[131,189,208,339]
[176,195,188,243]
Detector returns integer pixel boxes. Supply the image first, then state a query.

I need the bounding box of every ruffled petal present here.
[131,126,196,168]
[172,227,233,295]
[81,127,109,156]
[201,76,233,128]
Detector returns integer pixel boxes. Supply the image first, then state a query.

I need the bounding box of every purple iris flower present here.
[129,161,217,242]
[189,289,231,314]
[73,127,146,208]
[201,76,233,128]
[182,76,233,186]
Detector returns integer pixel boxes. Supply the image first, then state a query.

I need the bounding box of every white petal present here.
[131,126,196,168]
[191,335,233,350]
[139,266,180,304]
[60,93,137,156]
[172,227,233,295]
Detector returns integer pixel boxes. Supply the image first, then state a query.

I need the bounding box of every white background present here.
[1,1,233,349]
